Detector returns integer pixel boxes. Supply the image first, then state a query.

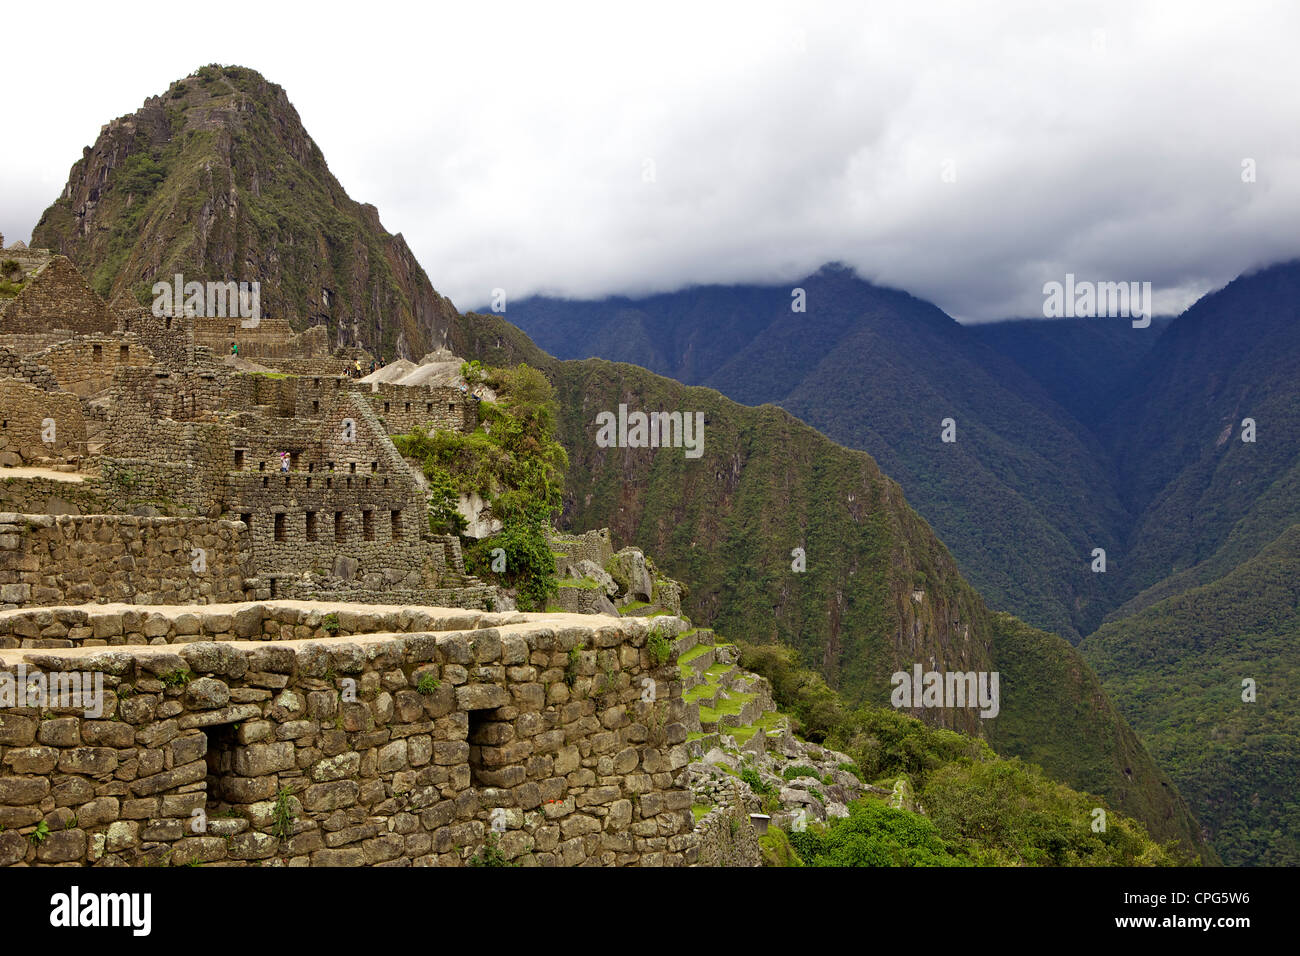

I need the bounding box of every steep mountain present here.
[1101,260,1300,613]
[450,309,1209,858]
[505,267,1132,641]
[1080,523,1300,865]
[968,315,1166,430]
[32,64,455,359]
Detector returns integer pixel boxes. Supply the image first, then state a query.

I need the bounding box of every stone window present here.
[92,344,102,362]
[202,723,240,812]
[383,402,390,413]
[362,510,374,540]
[306,477,312,489]
[261,476,268,488]
[306,511,318,541]
[334,511,345,541]
[290,451,300,469]
[312,400,319,414]
[258,461,265,471]
[467,709,496,787]
[371,461,378,472]
[391,510,402,539]
[241,512,252,530]
[449,403,456,413]
[274,513,286,541]
[426,402,433,413]
[234,449,244,468]
[349,462,356,473]
[346,476,353,489]
[326,477,333,489]
[120,345,129,361]
[165,316,172,330]
[382,478,388,488]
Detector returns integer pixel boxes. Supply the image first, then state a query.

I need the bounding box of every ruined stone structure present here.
[0,251,706,866]
[0,603,697,866]
[0,250,496,611]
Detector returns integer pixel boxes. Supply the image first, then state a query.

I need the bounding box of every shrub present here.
[468,832,516,867]
[741,767,775,796]
[646,631,674,666]
[782,764,824,783]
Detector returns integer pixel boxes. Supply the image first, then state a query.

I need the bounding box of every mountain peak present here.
[32,64,455,360]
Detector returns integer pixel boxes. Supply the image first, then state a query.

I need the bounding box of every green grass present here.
[698,690,754,724]
[555,577,603,590]
[678,643,713,666]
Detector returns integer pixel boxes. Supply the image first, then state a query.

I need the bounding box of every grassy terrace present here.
[556,577,604,589]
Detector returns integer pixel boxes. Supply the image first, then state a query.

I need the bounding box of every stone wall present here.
[119,308,193,371]
[0,346,59,392]
[0,257,118,337]
[0,380,88,464]
[0,514,250,608]
[550,528,616,573]
[0,604,698,866]
[0,475,112,516]
[192,317,330,361]
[362,382,479,435]
[29,333,155,396]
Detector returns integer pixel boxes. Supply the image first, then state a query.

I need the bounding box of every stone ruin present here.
[0,251,700,865]
[0,601,697,866]
[0,251,493,611]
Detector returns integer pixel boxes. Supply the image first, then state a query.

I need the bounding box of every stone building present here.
[0,252,711,867]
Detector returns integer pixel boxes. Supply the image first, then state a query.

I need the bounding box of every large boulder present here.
[606,547,654,603]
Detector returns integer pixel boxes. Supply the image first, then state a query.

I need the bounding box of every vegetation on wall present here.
[394,362,569,610]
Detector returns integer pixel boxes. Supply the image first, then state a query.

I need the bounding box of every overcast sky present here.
[4,0,1298,320]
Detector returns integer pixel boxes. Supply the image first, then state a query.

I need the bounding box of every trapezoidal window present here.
[92,344,103,362]
[362,510,374,541]
[391,510,402,539]
[274,513,286,542]
[334,511,345,542]
[467,708,509,788]
[306,511,318,542]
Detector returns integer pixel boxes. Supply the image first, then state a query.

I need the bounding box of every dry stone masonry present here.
[0,602,698,866]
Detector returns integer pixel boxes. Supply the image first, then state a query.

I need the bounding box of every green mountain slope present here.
[1080,523,1300,865]
[1101,261,1300,608]
[450,308,1210,859]
[505,266,1132,642]
[32,64,456,359]
[969,316,1165,430]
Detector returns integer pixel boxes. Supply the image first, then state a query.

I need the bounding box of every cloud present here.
[4,0,1298,320]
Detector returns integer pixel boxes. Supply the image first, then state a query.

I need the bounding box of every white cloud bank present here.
[3,0,1298,320]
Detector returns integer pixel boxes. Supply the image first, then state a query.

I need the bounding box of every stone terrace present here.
[0,602,698,866]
